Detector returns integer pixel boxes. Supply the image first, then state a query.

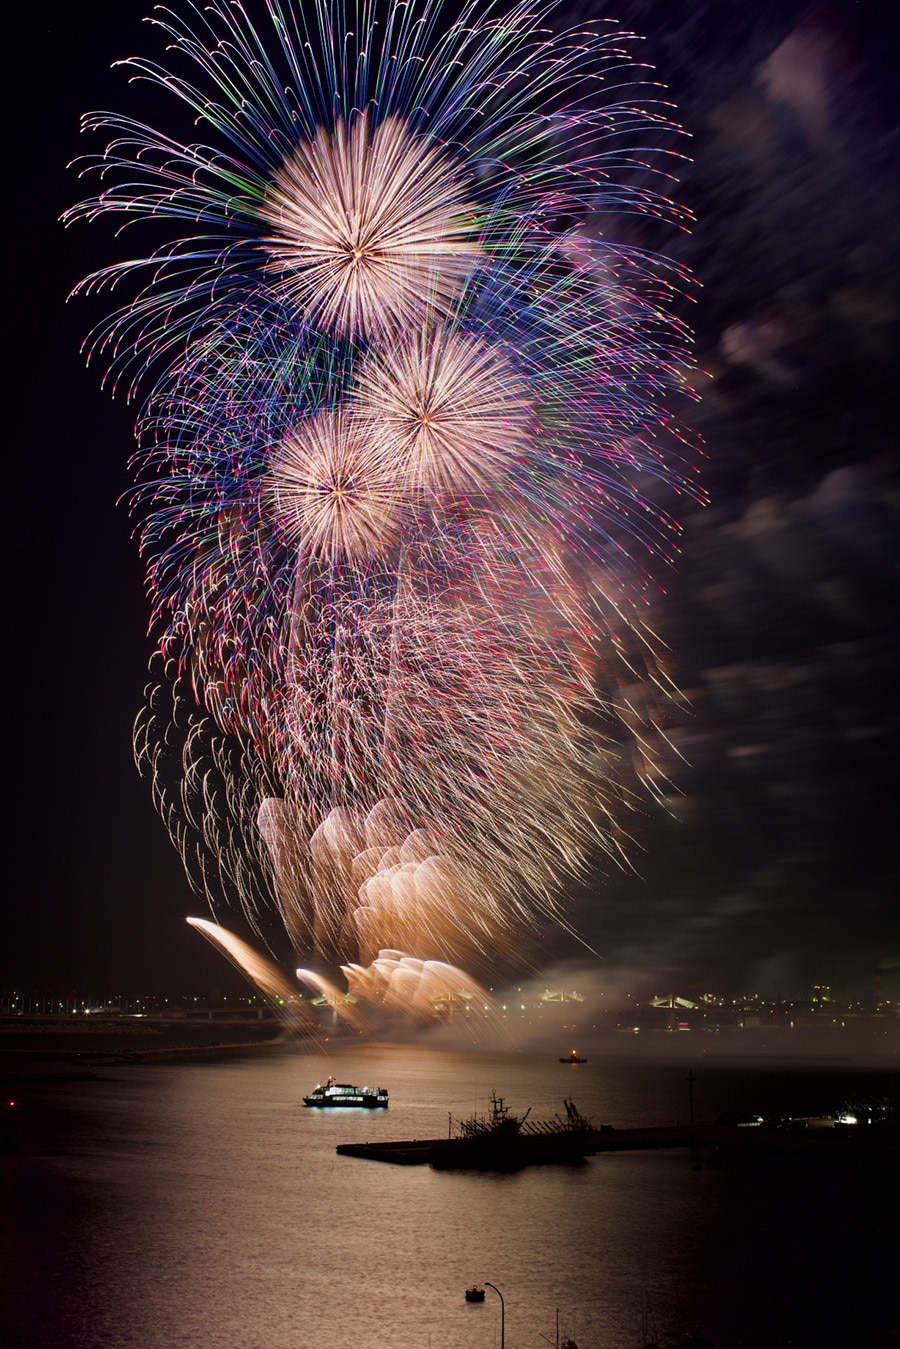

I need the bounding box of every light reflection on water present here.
[4,1046,898,1348]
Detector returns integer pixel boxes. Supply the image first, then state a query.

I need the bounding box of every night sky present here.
[6,0,899,999]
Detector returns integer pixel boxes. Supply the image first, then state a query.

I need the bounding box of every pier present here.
[337,1123,900,1166]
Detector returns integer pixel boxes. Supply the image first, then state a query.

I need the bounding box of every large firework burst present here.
[353,324,533,495]
[70,0,700,999]
[259,113,482,338]
[267,408,403,561]
[64,0,690,397]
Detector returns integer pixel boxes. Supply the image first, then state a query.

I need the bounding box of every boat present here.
[465,1287,486,1303]
[303,1075,388,1108]
[560,1049,587,1063]
[429,1093,595,1170]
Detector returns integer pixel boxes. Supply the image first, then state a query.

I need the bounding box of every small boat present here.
[303,1075,388,1108]
[465,1287,486,1303]
[560,1049,587,1063]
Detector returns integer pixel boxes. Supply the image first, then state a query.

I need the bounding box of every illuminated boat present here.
[303,1075,388,1108]
[560,1050,587,1063]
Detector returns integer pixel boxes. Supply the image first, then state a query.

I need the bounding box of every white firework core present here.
[258,114,481,338]
[267,409,401,561]
[354,325,533,496]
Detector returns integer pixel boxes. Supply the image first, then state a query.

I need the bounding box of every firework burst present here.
[259,113,482,338]
[353,324,533,496]
[64,0,690,396]
[267,408,403,561]
[70,0,701,1005]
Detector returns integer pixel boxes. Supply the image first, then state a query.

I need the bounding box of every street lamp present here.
[484,1282,505,1349]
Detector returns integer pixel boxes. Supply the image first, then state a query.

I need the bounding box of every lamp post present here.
[484,1282,505,1349]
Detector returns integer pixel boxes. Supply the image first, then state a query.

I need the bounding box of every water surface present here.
[3,1045,897,1347]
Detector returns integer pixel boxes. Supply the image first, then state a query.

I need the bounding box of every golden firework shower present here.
[67,0,699,1018]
